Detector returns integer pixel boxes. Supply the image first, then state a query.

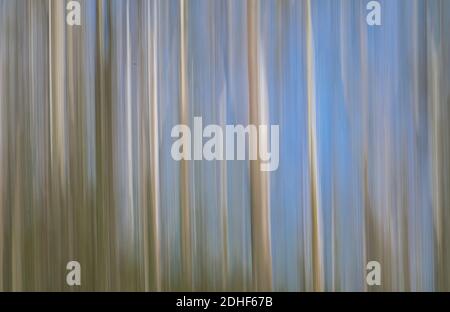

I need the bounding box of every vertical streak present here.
[49,0,66,290]
[359,0,370,291]
[149,0,161,291]
[48,0,53,164]
[126,0,134,249]
[179,0,192,289]
[47,0,53,291]
[305,0,324,291]
[0,0,4,291]
[51,0,66,183]
[247,0,273,291]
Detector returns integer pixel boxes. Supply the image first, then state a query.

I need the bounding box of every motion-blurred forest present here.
[0,0,450,291]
